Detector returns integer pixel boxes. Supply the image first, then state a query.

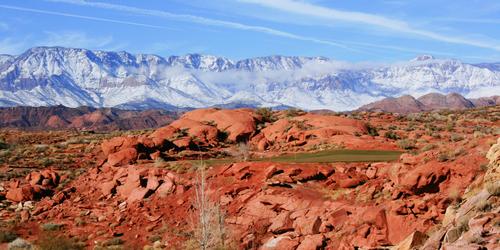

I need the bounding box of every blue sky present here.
[0,0,499,62]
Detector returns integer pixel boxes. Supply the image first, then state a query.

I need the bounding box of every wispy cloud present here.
[41,31,120,50]
[46,0,355,51]
[239,0,500,52]
[0,38,28,55]
[0,4,176,30]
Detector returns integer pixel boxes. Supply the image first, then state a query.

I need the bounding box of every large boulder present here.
[398,163,450,194]
[6,186,35,202]
[107,148,138,167]
[101,136,138,156]
[181,108,259,142]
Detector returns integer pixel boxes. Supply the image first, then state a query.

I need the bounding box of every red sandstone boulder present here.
[296,234,325,250]
[107,148,138,166]
[101,136,138,156]
[127,187,150,203]
[399,163,450,194]
[149,125,178,143]
[180,108,258,142]
[6,186,35,202]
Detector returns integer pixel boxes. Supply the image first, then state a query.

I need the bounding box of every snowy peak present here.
[168,54,234,71]
[0,46,499,111]
[411,55,436,62]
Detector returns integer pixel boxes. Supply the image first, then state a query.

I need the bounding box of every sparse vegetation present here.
[450,133,464,142]
[365,123,379,136]
[397,139,416,150]
[284,108,304,117]
[421,144,436,152]
[236,142,250,162]
[0,139,8,150]
[384,130,400,140]
[37,233,84,250]
[0,230,17,243]
[41,223,63,231]
[255,107,276,123]
[191,164,229,250]
[486,182,500,196]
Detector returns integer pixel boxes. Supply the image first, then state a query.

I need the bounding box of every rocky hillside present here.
[0,105,178,131]
[358,92,500,113]
[1,47,499,111]
[0,106,498,249]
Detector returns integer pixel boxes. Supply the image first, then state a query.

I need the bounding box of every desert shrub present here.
[397,139,416,150]
[37,233,84,250]
[0,230,17,243]
[255,107,276,123]
[479,163,488,171]
[450,133,464,142]
[0,140,8,150]
[448,186,462,204]
[438,152,454,162]
[0,149,11,158]
[445,122,455,132]
[34,144,49,153]
[284,108,304,117]
[41,223,62,231]
[203,120,217,126]
[486,182,500,196]
[236,142,250,162]
[476,200,491,212]
[148,235,162,243]
[190,164,229,250]
[421,144,436,152]
[384,130,400,140]
[39,158,54,167]
[457,217,470,234]
[365,123,379,136]
[103,237,124,246]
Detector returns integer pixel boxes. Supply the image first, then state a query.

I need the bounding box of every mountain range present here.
[357,92,500,113]
[0,105,177,131]
[0,47,499,111]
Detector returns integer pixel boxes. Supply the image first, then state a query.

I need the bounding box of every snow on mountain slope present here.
[0,46,498,111]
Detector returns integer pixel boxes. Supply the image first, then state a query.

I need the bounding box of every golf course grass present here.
[189,149,402,166]
[256,149,403,163]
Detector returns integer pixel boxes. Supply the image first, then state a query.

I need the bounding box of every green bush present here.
[255,107,276,123]
[365,123,379,137]
[384,130,400,140]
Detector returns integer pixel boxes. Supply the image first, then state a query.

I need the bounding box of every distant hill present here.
[357,93,499,113]
[0,105,178,131]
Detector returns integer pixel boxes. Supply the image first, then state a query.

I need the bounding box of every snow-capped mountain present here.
[0,47,498,111]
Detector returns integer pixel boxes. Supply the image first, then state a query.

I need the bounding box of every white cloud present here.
[0,38,27,55]
[239,0,500,51]
[40,31,115,49]
[0,4,176,30]
[46,0,356,51]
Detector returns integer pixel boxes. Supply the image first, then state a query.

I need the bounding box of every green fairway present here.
[256,149,402,163]
[182,149,402,166]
